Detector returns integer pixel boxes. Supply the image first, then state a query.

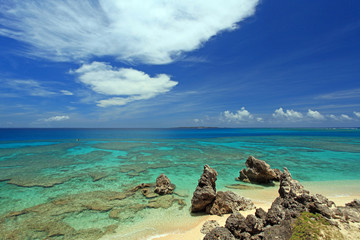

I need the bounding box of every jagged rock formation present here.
[208,191,255,216]
[191,165,255,216]
[203,227,236,240]
[154,174,175,195]
[191,164,218,213]
[238,156,282,184]
[204,167,360,240]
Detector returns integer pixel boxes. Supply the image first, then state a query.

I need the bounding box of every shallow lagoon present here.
[0,128,359,239]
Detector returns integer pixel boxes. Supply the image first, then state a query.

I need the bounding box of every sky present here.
[0,0,360,128]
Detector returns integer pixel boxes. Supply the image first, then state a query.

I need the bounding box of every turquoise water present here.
[0,128,359,239]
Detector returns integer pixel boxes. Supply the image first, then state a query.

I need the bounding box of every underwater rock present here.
[225,184,263,190]
[154,174,175,195]
[147,195,175,209]
[201,220,220,234]
[238,156,281,184]
[191,164,218,213]
[208,191,255,216]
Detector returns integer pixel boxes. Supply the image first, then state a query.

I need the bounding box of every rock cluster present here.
[191,165,255,216]
[154,173,175,195]
[204,167,360,240]
[238,156,282,184]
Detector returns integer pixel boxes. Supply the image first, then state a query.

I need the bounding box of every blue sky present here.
[0,0,360,128]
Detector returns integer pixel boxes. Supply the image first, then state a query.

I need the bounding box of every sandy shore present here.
[150,180,360,240]
[101,180,360,240]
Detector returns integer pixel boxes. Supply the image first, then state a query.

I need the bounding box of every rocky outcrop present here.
[191,164,218,213]
[203,227,236,240]
[208,191,255,216]
[154,174,175,195]
[201,220,220,234]
[238,156,282,184]
[205,167,360,240]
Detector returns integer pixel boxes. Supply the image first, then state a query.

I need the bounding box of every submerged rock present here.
[208,191,255,216]
[191,164,218,213]
[154,174,175,195]
[238,156,281,184]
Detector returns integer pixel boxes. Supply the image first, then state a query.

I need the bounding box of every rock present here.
[278,167,307,199]
[238,156,280,184]
[203,227,236,240]
[225,212,247,238]
[255,208,267,221]
[191,164,218,213]
[148,195,175,209]
[345,199,360,209]
[208,191,255,216]
[263,219,294,240]
[154,174,175,195]
[141,188,158,198]
[201,220,220,234]
[244,214,264,235]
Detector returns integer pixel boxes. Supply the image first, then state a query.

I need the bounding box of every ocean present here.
[0,128,359,239]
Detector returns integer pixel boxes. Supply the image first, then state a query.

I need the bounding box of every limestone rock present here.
[201,220,220,234]
[238,156,281,184]
[203,227,236,240]
[191,164,218,213]
[154,174,175,195]
[225,212,247,239]
[208,191,255,216]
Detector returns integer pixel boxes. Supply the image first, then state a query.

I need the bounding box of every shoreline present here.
[137,179,360,240]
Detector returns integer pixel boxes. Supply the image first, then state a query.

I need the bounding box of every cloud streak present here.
[44,115,70,122]
[0,0,259,64]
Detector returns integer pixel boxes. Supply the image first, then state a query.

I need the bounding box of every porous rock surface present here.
[154,173,175,195]
[238,156,282,184]
[191,164,218,213]
[204,166,360,240]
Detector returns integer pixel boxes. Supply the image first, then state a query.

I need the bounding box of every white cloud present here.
[44,115,70,122]
[307,109,325,120]
[272,107,303,120]
[354,111,360,118]
[60,90,73,95]
[0,0,259,64]
[73,62,178,107]
[329,114,352,121]
[256,117,263,122]
[194,118,200,123]
[223,107,254,122]
[340,114,352,120]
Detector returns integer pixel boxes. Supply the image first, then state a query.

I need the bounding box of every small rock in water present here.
[154,174,175,195]
[238,156,282,184]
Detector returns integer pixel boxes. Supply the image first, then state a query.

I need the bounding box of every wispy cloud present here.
[44,115,70,122]
[272,107,303,121]
[0,0,259,64]
[316,88,360,100]
[72,62,178,107]
[329,114,352,121]
[354,111,360,118]
[60,90,73,96]
[3,79,56,97]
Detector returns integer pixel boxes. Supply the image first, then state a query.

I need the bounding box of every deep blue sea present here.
[0,128,359,239]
